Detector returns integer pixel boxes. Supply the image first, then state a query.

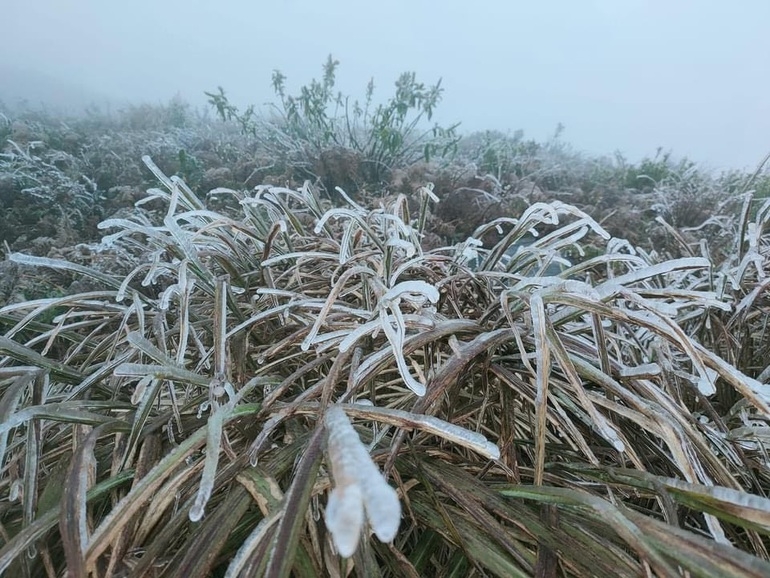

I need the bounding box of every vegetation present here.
[1,58,770,577]
[206,55,460,186]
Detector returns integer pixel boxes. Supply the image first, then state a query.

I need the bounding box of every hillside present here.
[1,62,770,577]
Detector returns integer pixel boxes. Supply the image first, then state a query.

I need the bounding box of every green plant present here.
[177,148,202,186]
[207,55,460,184]
[753,173,770,200]
[621,149,700,192]
[473,129,540,180]
[461,126,616,195]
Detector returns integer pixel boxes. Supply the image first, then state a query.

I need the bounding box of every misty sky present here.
[2,1,769,170]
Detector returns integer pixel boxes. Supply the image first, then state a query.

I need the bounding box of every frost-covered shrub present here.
[207,55,460,187]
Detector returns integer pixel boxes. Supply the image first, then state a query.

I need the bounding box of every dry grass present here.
[1,154,770,577]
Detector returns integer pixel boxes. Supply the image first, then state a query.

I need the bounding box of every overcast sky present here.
[2,1,769,170]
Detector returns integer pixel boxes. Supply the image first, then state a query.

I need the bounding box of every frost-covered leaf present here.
[324,406,402,557]
[325,484,364,557]
[344,404,500,460]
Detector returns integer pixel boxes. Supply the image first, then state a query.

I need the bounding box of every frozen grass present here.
[1,148,770,577]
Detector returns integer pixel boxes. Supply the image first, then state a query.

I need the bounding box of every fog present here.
[2,0,769,170]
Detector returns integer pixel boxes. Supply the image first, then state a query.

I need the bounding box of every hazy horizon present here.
[2,1,769,170]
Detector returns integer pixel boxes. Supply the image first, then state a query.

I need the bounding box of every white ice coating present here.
[324,406,401,557]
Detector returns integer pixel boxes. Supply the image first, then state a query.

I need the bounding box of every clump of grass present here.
[1,149,770,578]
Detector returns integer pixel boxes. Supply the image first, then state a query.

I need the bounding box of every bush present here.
[207,55,460,187]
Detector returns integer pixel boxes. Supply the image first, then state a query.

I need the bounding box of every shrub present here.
[207,55,460,186]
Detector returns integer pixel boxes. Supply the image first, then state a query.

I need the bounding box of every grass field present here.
[2,63,770,577]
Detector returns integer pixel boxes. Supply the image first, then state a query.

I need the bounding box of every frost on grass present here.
[189,403,226,522]
[324,405,401,557]
[377,280,440,396]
